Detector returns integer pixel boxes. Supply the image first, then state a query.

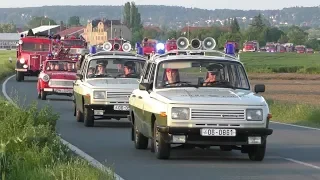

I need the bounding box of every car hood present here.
[154,88,266,106]
[86,78,139,89]
[46,71,77,80]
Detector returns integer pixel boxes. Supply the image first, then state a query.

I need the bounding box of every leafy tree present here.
[278,34,289,43]
[27,16,57,29]
[68,16,81,26]
[286,25,308,45]
[265,27,285,42]
[0,23,17,33]
[230,18,240,33]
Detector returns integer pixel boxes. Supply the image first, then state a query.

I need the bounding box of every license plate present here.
[113,105,129,111]
[55,89,73,93]
[200,129,236,136]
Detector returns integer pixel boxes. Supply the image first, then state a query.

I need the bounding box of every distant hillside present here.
[1,5,320,29]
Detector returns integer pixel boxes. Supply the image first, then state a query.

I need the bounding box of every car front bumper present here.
[156,126,273,146]
[84,104,130,118]
[43,88,73,96]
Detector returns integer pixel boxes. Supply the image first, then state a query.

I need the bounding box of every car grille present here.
[48,80,74,87]
[191,109,245,121]
[107,92,131,99]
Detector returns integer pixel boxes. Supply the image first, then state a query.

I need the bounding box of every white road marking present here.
[2,75,320,173]
[271,121,320,131]
[2,75,125,180]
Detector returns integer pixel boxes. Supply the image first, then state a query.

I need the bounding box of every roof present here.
[0,33,20,41]
[20,25,60,35]
[57,27,84,36]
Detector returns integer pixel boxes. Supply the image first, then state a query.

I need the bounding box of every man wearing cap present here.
[95,62,107,75]
[123,61,135,76]
[203,64,222,86]
[164,68,180,86]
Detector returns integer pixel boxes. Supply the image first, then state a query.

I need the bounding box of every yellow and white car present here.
[73,51,147,127]
[128,37,273,161]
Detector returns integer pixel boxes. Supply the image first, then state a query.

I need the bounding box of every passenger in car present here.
[123,61,135,76]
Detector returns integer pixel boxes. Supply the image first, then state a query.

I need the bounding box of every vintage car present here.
[73,50,147,127]
[128,37,273,161]
[37,59,77,100]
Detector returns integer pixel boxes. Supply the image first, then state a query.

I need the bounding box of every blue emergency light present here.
[136,42,144,55]
[225,43,235,56]
[90,45,97,54]
[156,43,165,54]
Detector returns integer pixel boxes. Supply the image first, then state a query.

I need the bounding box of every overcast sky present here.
[0,0,319,10]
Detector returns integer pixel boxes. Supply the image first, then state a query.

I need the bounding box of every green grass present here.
[240,52,320,74]
[0,50,116,179]
[267,100,320,128]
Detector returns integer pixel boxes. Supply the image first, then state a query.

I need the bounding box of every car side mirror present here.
[254,84,265,93]
[76,73,83,80]
[139,82,152,91]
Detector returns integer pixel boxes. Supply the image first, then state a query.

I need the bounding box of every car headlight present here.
[171,107,190,120]
[41,74,50,82]
[19,58,25,64]
[93,91,106,99]
[246,109,263,121]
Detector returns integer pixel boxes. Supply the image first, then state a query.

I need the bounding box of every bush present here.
[0,98,115,180]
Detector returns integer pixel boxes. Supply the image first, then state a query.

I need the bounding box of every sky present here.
[0,0,319,10]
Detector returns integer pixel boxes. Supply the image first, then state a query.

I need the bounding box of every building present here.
[0,33,20,50]
[20,25,61,36]
[57,26,85,37]
[83,19,132,45]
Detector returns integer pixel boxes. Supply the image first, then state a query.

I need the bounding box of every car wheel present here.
[83,107,94,127]
[75,107,84,122]
[153,121,170,159]
[133,122,148,149]
[248,141,266,161]
[40,90,46,100]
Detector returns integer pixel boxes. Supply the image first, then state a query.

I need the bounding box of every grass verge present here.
[0,51,116,179]
[267,99,320,128]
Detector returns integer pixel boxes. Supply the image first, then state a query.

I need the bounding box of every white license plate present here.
[113,105,129,111]
[55,89,73,93]
[200,129,236,136]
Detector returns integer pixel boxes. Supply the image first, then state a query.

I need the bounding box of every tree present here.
[68,16,81,26]
[230,18,240,33]
[123,1,143,43]
[287,25,308,45]
[0,23,17,33]
[27,16,57,29]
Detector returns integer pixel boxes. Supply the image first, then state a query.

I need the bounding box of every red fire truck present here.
[165,39,177,52]
[15,32,53,82]
[295,45,306,53]
[142,38,157,56]
[36,45,77,100]
[60,35,87,58]
[243,41,259,52]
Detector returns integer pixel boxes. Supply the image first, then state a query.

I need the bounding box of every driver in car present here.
[163,68,180,86]
[203,64,222,86]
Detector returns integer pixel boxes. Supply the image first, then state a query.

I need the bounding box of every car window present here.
[45,60,76,72]
[155,59,250,90]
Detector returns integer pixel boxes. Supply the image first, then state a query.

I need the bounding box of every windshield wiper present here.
[204,81,236,89]
[164,81,199,88]
[114,73,139,78]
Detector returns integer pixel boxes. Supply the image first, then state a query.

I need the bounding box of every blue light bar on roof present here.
[225,43,235,56]
[90,45,96,54]
[156,43,165,54]
[136,42,144,55]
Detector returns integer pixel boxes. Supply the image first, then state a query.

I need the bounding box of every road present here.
[2,75,320,180]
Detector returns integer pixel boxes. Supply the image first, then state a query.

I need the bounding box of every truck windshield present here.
[62,40,85,47]
[22,42,50,51]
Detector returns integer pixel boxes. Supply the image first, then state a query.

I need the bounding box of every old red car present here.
[37,59,77,100]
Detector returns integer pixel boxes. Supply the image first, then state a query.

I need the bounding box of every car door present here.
[74,59,87,112]
[132,62,152,134]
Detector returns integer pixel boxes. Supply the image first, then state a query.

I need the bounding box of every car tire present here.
[133,122,148,149]
[75,107,84,122]
[83,107,94,127]
[153,121,170,159]
[16,71,24,82]
[248,141,266,161]
[40,90,46,100]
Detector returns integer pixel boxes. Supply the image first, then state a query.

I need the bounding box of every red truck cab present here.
[295,45,306,53]
[142,38,157,56]
[37,59,77,100]
[60,36,87,58]
[15,34,53,81]
[243,41,259,52]
[165,39,177,52]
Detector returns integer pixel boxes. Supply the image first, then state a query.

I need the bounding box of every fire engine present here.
[243,40,259,52]
[224,41,239,53]
[15,31,53,82]
[36,45,77,100]
[60,35,88,58]
[165,39,177,52]
[295,45,306,53]
[102,38,131,52]
[141,37,157,56]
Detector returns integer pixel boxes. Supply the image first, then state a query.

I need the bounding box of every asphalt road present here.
[3,76,320,180]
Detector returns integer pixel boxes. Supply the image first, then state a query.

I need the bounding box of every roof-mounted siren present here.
[89,45,97,54]
[113,42,121,51]
[202,37,216,50]
[190,38,202,50]
[156,43,165,54]
[176,37,189,50]
[122,42,131,52]
[103,42,112,51]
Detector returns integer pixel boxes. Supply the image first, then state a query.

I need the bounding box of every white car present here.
[73,51,147,127]
[128,47,273,161]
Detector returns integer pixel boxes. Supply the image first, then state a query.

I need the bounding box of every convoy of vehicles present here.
[21,31,276,161]
[60,35,88,58]
[129,36,273,161]
[15,32,53,82]
[242,41,259,52]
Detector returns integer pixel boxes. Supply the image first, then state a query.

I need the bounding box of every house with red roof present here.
[57,26,85,37]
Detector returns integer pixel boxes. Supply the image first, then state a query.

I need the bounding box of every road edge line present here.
[270,121,320,131]
[2,75,125,180]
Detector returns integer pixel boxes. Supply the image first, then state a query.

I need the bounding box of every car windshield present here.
[155,59,250,90]
[46,60,77,72]
[86,58,145,79]
[22,42,50,51]
[62,40,85,47]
